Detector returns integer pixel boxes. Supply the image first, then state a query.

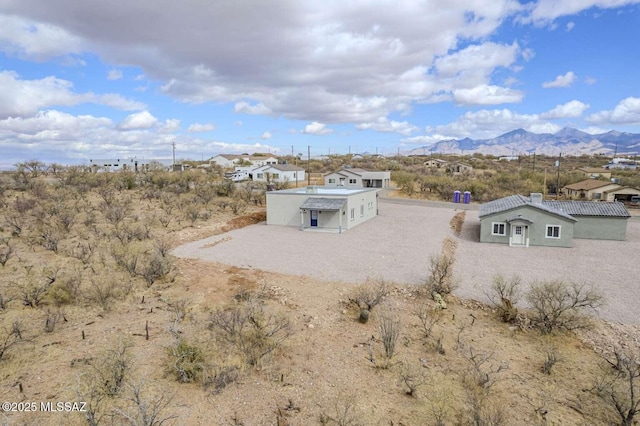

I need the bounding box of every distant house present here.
[563,179,640,202]
[498,155,519,161]
[448,162,473,175]
[479,193,630,247]
[578,167,612,180]
[89,158,161,172]
[323,168,391,188]
[252,164,305,184]
[210,154,278,168]
[424,159,448,168]
[266,186,378,233]
[563,179,621,200]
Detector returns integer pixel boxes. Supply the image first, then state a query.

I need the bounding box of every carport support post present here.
[300,209,305,230]
[339,207,343,234]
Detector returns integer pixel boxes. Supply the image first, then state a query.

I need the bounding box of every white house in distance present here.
[210,154,278,168]
[323,167,391,188]
[89,158,165,172]
[252,164,305,184]
[266,186,378,233]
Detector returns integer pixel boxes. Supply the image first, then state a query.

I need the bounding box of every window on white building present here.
[349,179,357,184]
[350,208,355,220]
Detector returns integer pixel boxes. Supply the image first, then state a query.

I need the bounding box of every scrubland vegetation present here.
[0,158,638,425]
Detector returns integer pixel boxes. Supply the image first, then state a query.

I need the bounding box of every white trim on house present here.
[491,222,506,236]
[545,225,561,239]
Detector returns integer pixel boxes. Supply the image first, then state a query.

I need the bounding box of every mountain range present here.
[408,128,640,157]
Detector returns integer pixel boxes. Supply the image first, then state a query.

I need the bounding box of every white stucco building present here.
[266,186,378,233]
[323,168,391,188]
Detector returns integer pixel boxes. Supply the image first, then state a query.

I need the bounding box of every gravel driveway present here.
[172,200,640,325]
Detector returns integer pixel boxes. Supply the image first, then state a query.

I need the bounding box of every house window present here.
[350,208,355,221]
[360,205,364,217]
[256,173,264,179]
[593,193,601,200]
[272,173,279,179]
[328,178,336,184]
[491,222,506,236]
[546,225,561,239]
[349,179,357,184]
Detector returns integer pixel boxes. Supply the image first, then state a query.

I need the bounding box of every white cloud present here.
[434,42,520,79]
[0,15,83,61]
[261,131,272,140]
[107,69,123,80]
[566,21,575,31]
[540,100,590,119]
[355,118,419,136]
[584,76,597,85]
[453,85,523,105]
[521,47,535,61]
[587,97,640,124]
[523,0,640,24]
[187,123,215,132]
[160,118,180,133]
[234,101,271,115]
[118,111,158,130]
[303,122,333,135]
[0,71,145,118]
[542,71,576,88]
[235,121,243,126]
[134,74,145,81]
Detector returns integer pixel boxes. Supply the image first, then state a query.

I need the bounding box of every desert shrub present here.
[0,239,16,267]
[0,321,24,360]
[595,349,640,426]
[208,298,292,367]
[413,303,445,354]
[397,360,427,397]
[348,278,389,323]
[449,211,465,236]
[542,346,561,375]
[486,274,522,323]
[92,338,134,396]
[526,280,603,334]
[425,238,458,298]
[168,338,205,383]
[139,252,175,287]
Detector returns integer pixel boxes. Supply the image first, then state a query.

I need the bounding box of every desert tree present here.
[0,239,16,267]
[526,280,603,334]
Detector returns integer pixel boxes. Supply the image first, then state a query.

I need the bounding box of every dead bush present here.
[208,298,292,367]
[379,312,401,360]
[595,348,640,426]
[449,210,465,236]
[348,279,389,323]
[425,238,458,299]
[0,321,25,361]
[413,304,445,354]
[526,280,604,334]
[0,239,16,267]
[139,252,175,287]
[542,346,561,375]
[113,378,178,425]
[486,274,522,323]
[397,360,427,397]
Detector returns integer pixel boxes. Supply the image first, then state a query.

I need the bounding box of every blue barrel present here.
[453,190,461,203]
[463,191,471,204]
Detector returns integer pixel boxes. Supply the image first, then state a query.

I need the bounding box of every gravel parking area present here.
[173,200,640,325]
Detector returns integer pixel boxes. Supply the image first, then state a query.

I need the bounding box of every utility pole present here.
[532,152,536,172]
[307,145,311,186]
[172,142,176,169]
[556,152,562,200]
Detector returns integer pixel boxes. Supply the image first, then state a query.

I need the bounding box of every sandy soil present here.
[173,200,640,325]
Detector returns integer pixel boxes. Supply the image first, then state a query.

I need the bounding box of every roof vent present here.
[530,193,543,204]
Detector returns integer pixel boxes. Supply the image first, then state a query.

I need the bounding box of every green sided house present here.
[479,193,630,248]
[266,186,378,233]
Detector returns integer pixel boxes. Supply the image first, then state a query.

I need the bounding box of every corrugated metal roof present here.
[563,179,616,191]
[479,194,576,221]
[299,198,346,211]
[544,201,630,217]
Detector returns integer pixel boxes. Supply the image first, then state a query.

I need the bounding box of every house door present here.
[310,210,318,227]
[339,177,345,186]
[512,225,524,245]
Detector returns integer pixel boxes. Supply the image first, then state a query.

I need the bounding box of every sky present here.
[1,1,640,168]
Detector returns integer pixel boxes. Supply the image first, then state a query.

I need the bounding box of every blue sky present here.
[1,0,640,168]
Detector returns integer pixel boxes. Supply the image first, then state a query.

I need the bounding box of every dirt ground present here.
[2,198,640,425]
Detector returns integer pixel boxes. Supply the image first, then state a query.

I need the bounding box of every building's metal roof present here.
[563,179,617,191]
[479,194,576,221]
[544,201,630,217]
[299,198,346,211]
